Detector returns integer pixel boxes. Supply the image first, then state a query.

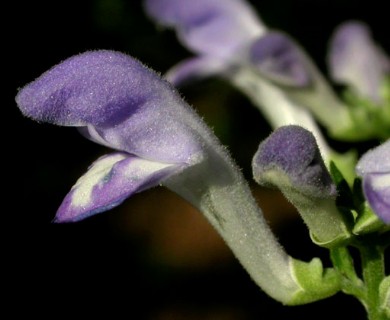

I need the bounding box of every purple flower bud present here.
[16,50,209,222]
[328,21,390,102]
[356,141,390,224]
[252,125,336,198]
[252,126,349,246]
[250,32,311,87]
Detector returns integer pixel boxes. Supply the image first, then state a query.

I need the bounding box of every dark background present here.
[6,0,389,318]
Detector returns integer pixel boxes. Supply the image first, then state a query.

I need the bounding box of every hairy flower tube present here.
[16,50,340,304]
[356,140,390,224]
[252,125,350,246]
[144,0,357,172]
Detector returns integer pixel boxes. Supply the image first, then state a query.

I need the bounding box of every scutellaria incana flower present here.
[16,50,209,222]
[252,125,350,246]
[144,0,266,84]
[328,21,390,103]
[356,140,390,224]
[16,50,340,305]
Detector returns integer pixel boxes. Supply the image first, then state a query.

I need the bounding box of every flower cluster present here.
[16,0,389,318]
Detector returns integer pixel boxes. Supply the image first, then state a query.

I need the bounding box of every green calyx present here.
[287,258,341,305]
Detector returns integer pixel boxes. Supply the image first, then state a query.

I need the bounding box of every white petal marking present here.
[71,154,127,208]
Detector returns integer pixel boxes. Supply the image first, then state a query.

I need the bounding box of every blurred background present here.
[6,0,389,318]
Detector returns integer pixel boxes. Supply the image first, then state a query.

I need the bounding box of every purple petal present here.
[164,56,228,86]
[328,21,390,102]
[16,50,206,164]
[252,125,335,198]
[55,152,183,222]
[16,50,157,127]
[356,140,390,175]
[356,140,390,223]
[144,0,265,58]
[362,173,390,224]
[250,32,311,87]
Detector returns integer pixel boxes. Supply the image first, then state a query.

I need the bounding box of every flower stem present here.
[359,242,386,320]
[331,239,388,320]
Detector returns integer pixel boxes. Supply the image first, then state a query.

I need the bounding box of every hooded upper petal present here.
[144,0,265,58]
[16,50,208,164]
[252,126,350,246]
[328,21,390,102]
[356,140,390,223]
[252,125,336,198]
[250,32,311,87]
[55,152,184,222]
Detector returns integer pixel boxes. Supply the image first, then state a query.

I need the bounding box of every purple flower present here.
[145,0,264,58]
[16,51,342,304]
[16,50,209,222]
[356,140,390,224]
[144,0,266,85]
[15,51,324,303]
[252,126,349,246]
[328,21,390,103]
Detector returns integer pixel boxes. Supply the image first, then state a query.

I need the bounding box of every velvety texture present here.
[252,125,336,198]
[16,50,209,221]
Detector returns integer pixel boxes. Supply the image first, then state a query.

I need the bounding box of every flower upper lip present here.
[16,50,207,164]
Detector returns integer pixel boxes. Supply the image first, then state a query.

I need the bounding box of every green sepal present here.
[287,258,341,305]
[329,150,357,186]
[353,203,390,235]
[329,161,356,230]
[328,162,390,236]
[308,228,350,248]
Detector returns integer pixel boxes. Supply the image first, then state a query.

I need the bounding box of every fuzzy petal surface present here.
[252,125,336,198]
[16,50,206,164]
